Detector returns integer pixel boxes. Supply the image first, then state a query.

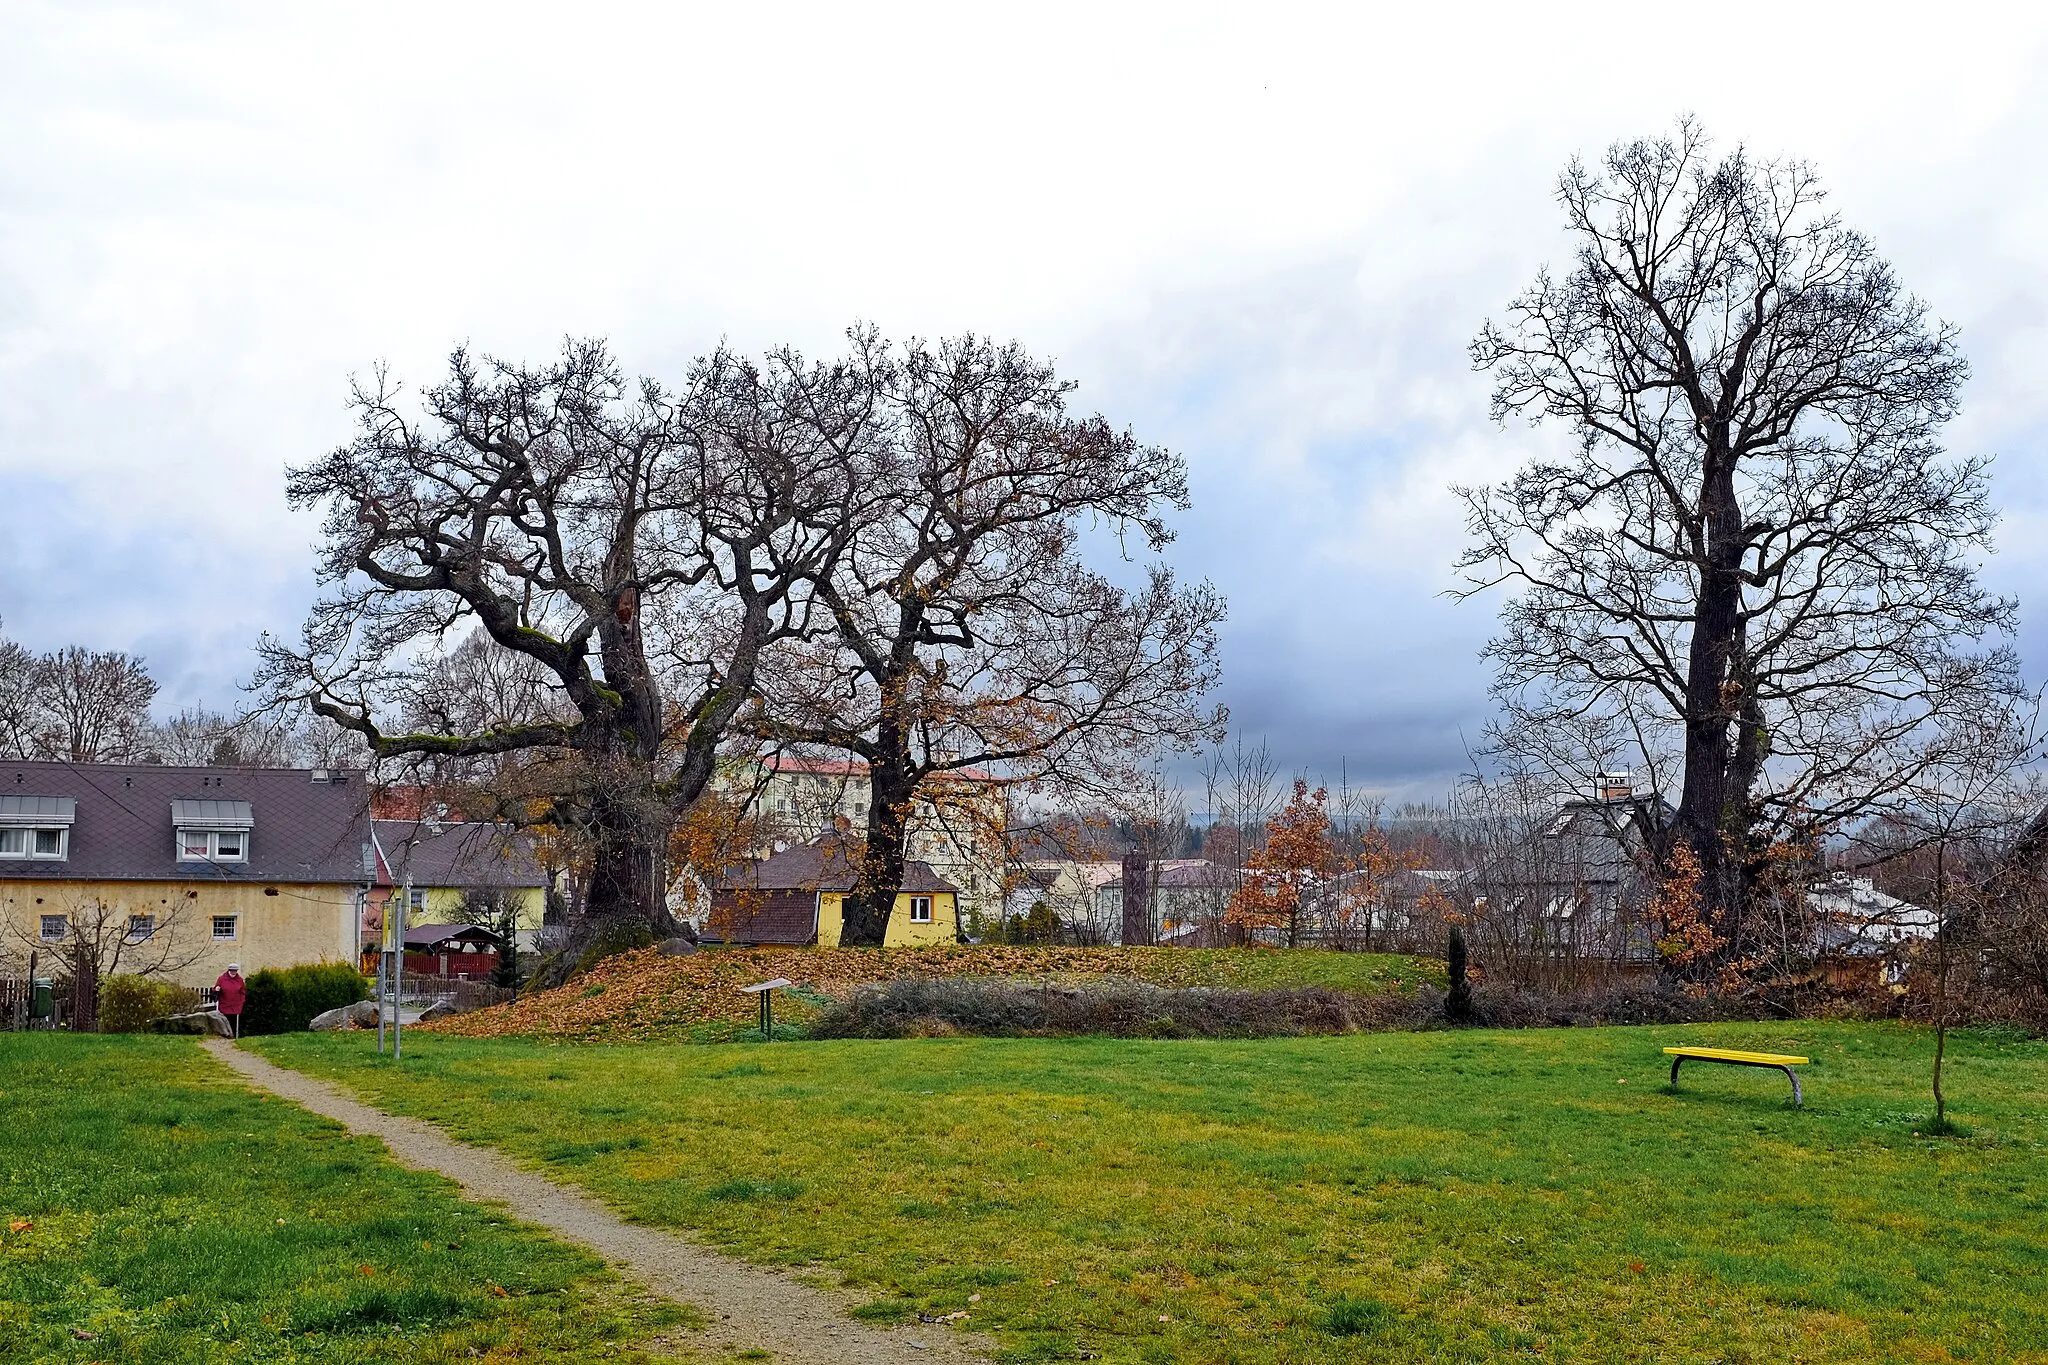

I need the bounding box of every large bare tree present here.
[260,339,877,960]
[0,625,159,763]
[759,333,1225,946]
[1458,120,2022,961]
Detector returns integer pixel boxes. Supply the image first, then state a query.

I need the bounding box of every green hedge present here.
[241,963,370,1034]
[97,975,201,1033]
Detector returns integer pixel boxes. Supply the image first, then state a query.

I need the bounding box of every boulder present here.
[310,999,381,1031]
[157,1009,234,1037]
[657,936,700,956]
[416,1001,462,1023]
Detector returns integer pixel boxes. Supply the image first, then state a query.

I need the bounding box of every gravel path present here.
[202,1039,991,1364]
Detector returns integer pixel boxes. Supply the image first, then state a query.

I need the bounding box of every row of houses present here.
[3,758,1937,983]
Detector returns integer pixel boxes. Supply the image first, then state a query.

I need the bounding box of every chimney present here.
[1596,772,1633,802]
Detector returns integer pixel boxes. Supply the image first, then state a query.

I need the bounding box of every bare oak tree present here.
[759,334,1225,946]
[1458,120,2022,960]
[260,339,876,962]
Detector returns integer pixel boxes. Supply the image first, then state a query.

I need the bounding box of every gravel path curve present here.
[202,1039,991,1365]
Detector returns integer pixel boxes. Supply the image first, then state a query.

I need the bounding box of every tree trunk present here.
[529,758,679,987]
[71,940,98,1034]
[842,759,915,947]
[1672,446,1749,954]
[1120,850,1152,946]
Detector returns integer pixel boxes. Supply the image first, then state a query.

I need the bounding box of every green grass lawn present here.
[0,1034,691,1364]
[256,1021,2048,1364]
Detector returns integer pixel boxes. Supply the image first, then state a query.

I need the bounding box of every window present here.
[39,914,66,941]
[211,915,237,941]
[177,830,248,862]
[0,827,68,860]
[909,896,933,923]
[126,914,156,942]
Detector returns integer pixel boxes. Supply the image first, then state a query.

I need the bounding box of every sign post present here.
[739,977,793,1041]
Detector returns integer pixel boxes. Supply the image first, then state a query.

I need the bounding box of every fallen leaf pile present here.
[422,943,1418,1043]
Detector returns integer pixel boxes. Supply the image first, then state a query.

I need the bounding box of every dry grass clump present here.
[423,944,1431,1042]
[809,977,1430,1039]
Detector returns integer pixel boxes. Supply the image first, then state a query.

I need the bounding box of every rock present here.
[657,936,700,956]
[310,999,381,1031]
[157,1009,234,1037]
[416,1001,462,1023]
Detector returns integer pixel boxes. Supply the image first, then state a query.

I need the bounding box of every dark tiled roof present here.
[402,922,506,951]
[0,761,371,885]
[372,820,546,890]
[706,887,819,945]
[717,833,957,895]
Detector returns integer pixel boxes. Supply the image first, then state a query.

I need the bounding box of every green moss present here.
[571,919,658,977]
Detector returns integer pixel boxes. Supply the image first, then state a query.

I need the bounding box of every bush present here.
[809,977,1431,1040]
[241,963,371,1034]
[97,975,199,1033]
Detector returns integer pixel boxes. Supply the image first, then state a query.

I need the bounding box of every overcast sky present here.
[3,2,2045,799]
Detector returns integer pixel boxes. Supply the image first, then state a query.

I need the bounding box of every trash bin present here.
[30,978,53,1024]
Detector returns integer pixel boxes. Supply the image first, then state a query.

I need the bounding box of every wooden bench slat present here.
[1662,1046,1809,1066]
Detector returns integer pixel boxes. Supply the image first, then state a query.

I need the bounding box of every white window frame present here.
[909,895,933,923]
[0,827,69,860]
[176,829,250,863]
[126,914,156,942]
[211,915,238,941]
[39,914,67,941]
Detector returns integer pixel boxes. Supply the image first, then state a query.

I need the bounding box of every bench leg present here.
[1669,1055,1683,1088]
[1778,1065,1802,1108]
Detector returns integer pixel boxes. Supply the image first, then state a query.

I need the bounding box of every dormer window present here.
[0,795,75,861]
[172,799,253,864]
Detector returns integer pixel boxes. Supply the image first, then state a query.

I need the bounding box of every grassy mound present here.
[425,944,1439,1042]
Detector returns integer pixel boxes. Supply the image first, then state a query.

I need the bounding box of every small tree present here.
[5,897,206,1032]
[459,888,526,991]
[1228,780,1336,947]
[1446,924,1473,1023]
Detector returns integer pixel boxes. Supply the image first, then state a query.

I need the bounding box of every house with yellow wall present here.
[363,817,549,961]
[706,833,959,947]
[0,761,372,988]
[725,755,1005,936]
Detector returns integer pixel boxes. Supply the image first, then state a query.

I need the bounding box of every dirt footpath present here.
[202,1040,990,1365]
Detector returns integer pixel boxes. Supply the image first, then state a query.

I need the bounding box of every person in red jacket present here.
[214,964,246,1037]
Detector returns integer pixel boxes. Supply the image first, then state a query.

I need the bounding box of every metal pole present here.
[760,989,772,1041]
[394,873,409,1060]
[376,893,388,1055]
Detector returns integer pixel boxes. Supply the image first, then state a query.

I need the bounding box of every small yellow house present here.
[707,834,960,947]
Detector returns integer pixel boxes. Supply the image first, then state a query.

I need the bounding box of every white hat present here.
[226,963,241,972]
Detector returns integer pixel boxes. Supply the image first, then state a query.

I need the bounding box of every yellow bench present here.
[1663,1046,1810,1108]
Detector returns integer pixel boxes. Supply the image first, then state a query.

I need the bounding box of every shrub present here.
[809,978,1431,1040]
[242,963,371,1034]
[97,975,200,1033]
